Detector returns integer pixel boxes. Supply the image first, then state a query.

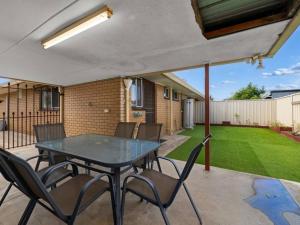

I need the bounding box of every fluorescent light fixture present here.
[42,6,112,49]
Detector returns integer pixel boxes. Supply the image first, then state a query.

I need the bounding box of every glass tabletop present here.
[35,134,160,168]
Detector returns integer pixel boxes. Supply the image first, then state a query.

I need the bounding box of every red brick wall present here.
[64,78,124,136]
[155,84,182,136]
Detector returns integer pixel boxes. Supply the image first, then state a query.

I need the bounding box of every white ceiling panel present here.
[0,0,291,85]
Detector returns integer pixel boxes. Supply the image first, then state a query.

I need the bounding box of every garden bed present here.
[280,131,300,142]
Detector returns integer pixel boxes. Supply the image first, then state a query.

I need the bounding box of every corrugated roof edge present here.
[162,72,204,99]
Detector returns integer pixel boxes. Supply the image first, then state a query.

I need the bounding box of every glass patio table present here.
[36,134,160,225]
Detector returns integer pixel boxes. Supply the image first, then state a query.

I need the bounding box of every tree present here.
[230,83,265,100]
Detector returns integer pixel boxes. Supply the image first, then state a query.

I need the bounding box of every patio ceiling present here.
[0,0,297,86]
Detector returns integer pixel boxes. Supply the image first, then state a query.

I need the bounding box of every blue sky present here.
[175,27,300,100]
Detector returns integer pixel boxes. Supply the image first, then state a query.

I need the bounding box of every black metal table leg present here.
[112,167,122,225]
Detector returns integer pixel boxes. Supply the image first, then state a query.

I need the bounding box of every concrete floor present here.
[1,144,300,225]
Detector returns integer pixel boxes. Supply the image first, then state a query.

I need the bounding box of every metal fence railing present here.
[1,111,60,149]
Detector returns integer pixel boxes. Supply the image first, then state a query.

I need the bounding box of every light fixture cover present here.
[42,6,112,49]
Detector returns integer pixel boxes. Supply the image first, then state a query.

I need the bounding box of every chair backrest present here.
[0,149,33,196]
[180,135,211,182]
[114,122,136,139]
[34,123,66,143]
[0,150,16,183]
[136,123,162,142]
[166,135,211,206]
[0,149,62,215]
[0,149,49,199]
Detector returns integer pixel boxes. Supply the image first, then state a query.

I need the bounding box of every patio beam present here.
[204,64,210,171]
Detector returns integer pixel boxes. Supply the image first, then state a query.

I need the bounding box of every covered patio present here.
[1,144,300,225]
[1,0,300,225]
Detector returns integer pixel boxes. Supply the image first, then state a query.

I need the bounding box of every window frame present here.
[40,87,60,111]
[131,78,144,108]
[172,90,179,101]
[163,87,170,99]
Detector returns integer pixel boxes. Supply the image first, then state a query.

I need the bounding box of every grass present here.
[167,126,300,182]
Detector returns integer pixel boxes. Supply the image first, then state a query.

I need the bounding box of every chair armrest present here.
[26,154,48,162]
[202,134,212,145]
[40,161,78,184]
[72,173,114,216]
[123,173,163,206]
[156,156,182,177]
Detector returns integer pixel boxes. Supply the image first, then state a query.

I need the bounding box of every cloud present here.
[210,84,216,88]
[222,80,235,84]
[266,83,300,91]
[262,62,300,77]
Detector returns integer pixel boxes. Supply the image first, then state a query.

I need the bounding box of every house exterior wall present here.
[0,89,40,116]
[173,96,182,131]
[0,77,186,139]
[0,89,50,134]
[64,78,125,136]
[155,84,182,136]
[155,84,170,136]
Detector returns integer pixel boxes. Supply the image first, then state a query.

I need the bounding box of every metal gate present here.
[0,81,60,149]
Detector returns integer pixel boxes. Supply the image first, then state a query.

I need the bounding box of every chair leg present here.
[133,166,138,174]
[183,183,202,225]
[158,206,171,225]
[154,151,162,173]
[121,188,127,225]
[18,199,36,225]
[85,162,91,175]
[34,158,41,172]
[110,189,117,225]
[0,183,13,206]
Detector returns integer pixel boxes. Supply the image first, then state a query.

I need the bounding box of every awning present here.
[0,0,299,85]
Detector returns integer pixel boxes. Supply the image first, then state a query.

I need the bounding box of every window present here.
[131,78,143,107]
[172,90,179,101]
[40,87,60,110]
[163,87,170,99]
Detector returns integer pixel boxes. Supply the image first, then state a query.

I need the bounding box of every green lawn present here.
[167,126,300,182]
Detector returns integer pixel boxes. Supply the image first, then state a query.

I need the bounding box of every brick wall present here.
[64,78,124,136]
[173,96,182,131]
[155,84,182,136]
[155,84,170,136]
[0,89,54,134]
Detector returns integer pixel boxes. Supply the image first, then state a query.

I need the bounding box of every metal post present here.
[7,82,10,149]
[170,87,173,134]
[17,83,19,147]
[204,64,210,171]
[25,84,28,145]
[59,86,64,123]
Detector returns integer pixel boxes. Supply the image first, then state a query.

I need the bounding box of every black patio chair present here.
[121,135,211,225]
[0,148,116,225]
[114,122,136,139]
[0,149,76,207]
[0,150,29,207]
[33,123,68,171]
[133,123,163,172]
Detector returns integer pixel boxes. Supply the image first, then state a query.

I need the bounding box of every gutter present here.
[267,8,300,57]
[162,72,204,99]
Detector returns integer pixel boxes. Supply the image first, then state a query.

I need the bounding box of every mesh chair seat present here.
[38,166,73,187]
[34,123,68,170]
[114,122,136,139]
[133,123,162,171]
[126,169,178,206]
[49,174,109,216]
